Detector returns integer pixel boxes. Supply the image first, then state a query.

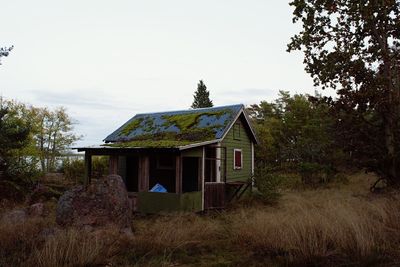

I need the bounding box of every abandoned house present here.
[76,104,258,213]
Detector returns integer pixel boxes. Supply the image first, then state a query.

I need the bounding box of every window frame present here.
[233,148,243,170]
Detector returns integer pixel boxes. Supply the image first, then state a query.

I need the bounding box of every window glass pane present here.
[234,150,242,168]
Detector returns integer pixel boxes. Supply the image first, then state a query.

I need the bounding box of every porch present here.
[78,145,232,213]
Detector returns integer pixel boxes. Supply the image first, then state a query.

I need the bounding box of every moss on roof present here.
[105,105,243,145]
[120,118,144,136]
[102,139,194,148]
[161,110,228,131]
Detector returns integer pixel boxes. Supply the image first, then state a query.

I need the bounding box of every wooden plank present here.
[204,182,226,209]
[198,158,202,191]
[84,152,92,186]
[175,155,182,194]
[138,155,149,192]
[109,155,119,175]
[201,147,205,210]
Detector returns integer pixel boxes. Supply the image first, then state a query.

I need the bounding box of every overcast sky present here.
[1,0,329,146]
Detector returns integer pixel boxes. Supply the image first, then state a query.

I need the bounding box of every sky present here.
[0,0,328,146]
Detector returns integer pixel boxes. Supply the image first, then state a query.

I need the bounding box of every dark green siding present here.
[221,117,253,182]
[181,147,203,157]
[137,191,202,214]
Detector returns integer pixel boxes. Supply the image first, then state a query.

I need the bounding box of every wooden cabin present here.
[76,104,258,213]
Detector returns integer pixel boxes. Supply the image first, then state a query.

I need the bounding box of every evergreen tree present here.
[191,80,213,108]
[0,46,13,65]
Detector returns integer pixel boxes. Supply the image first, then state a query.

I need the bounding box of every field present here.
[1,172,400,267]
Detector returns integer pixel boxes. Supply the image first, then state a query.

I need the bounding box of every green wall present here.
[181,147,202,157]
[137,191,202,214]
[221,115,253,182]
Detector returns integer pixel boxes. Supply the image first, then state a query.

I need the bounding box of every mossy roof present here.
[103,104,244,147]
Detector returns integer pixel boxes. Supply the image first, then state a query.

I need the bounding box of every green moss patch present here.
[115,108,234,147]
[103,139,195,148]
[120,118,144,136]
[161,110,231,131]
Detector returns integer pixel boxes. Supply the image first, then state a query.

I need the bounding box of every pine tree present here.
[0,46,13,65]
[191,80,213,109]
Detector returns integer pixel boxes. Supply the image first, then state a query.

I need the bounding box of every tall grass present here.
[128,214,221,260]
[1,173,400,266]
[229,192,400,266]
[33,227,125,267]
[0,217,50,266]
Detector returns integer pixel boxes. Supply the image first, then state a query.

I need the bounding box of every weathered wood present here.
[84,152,92,186]
[109,155,119,175]
[197,158,202,191]
[138,156,149,192]
[175,155,182,194]
[204,182,225,209]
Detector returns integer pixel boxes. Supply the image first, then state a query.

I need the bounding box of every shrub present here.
[254,167,282,202]
[4,156,42,184]
[298,162,335,185]
[62,156,109,183]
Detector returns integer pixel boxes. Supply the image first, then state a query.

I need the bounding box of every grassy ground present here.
[1,172,400,266]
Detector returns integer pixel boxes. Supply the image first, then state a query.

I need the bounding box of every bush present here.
[62,156,109,183]
[254,167,282,202]
[298,162,336,185]
[4,157,42,184]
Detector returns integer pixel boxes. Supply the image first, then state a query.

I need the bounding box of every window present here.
[233,149,242,170]
[233,123,241,140]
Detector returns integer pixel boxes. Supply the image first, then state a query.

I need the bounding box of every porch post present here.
[216,143,221,182]
[84,151,92,186]
[175,155,182,194]
[201,147,205,210]
[138,155,149,191]
[251,142,255,190]
[109,155,119,175]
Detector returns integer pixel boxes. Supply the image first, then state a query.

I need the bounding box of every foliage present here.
[254,167,282,202]
[288,0,400,184]
[248,92,344,186]
[0,46,13,65]
[33,107,81,172]
[61,156,109,183]
[249,91,340,166]
[191,80,213,108]
[0,97,81,174]
[298,162,335,185]
[0,99,37,182]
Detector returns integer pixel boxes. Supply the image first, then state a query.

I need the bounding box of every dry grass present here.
[32,227,126,267]
[229,189,400,266]
[1,172,400,266]
[126,213,222,264]
[0,216,50,266]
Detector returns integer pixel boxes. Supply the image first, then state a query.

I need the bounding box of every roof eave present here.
[178,139,220,150]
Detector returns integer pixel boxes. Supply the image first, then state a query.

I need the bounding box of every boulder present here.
[26,183,62,205]
[29,203,45,217]
[1,209,27,225]
[56,175,132,230]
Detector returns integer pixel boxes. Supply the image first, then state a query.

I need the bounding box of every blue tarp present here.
[150,183,167,193]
